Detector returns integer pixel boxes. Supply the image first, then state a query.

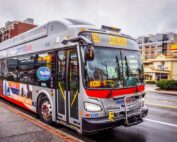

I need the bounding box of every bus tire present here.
[39,96,53,125]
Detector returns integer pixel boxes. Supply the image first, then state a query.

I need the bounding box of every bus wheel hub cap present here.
[41,101,52,120]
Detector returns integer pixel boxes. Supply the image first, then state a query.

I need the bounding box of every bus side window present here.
[1,59,8,79]
[34,52,54,88]
[7,58,19,81]
[19,56,35,84]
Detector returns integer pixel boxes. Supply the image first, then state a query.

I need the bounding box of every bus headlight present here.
[84,102,102,112]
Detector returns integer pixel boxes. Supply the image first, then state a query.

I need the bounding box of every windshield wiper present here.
[107,56,121,98]
[116,56,121,80]
[125,56,129,77]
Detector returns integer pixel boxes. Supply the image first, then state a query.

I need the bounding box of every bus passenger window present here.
[7,58,19,81]
[19,56,35,83]
[34,52,55,88]
[1,60,7,79]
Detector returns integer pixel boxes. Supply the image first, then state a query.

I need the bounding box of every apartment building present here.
[137,32,177,81]
[0,18,37,43]
[143,54,177,81]
[137,32,177,60]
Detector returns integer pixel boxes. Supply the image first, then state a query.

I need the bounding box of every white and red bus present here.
[0,19,148,134]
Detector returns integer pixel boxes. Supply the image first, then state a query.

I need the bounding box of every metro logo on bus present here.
[36,67,51,81]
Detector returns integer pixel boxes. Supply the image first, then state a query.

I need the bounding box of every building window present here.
[150,55,154,58]
[156,73,168,81]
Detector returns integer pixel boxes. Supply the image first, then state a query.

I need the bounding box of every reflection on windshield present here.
[122,50,144,87]
[83,47,144,89]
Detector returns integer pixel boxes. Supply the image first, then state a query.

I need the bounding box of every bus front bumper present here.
[82,106,148,134]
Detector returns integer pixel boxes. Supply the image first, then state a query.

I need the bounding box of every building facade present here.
[137,33,177,81]
[0,18,36,43]
[144,54,177,81]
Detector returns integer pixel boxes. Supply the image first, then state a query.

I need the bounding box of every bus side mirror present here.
[85,46,94,61]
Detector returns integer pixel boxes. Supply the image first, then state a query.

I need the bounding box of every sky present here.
[0,0,177,38]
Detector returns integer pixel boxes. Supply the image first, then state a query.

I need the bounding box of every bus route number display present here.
[91,33,127,47]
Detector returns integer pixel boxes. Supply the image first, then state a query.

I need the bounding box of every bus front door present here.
[57,48,80,127]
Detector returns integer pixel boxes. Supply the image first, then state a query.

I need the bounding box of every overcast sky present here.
[0,0,177,37]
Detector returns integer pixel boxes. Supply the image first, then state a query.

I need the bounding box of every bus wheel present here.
[39,96,52,124]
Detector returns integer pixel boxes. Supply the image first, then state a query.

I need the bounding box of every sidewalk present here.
[0,100,81,142]
[145,84,177,95]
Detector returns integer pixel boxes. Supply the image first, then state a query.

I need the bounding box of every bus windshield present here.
[83,47,144,89]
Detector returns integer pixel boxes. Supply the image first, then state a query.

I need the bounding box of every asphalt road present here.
[84,92,177,142]
[0,92,177,142]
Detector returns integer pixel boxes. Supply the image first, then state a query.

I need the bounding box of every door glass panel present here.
[58,50,67,115]
[69,49,79,119]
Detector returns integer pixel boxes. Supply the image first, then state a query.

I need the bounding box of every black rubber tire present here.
[38,96,53,125]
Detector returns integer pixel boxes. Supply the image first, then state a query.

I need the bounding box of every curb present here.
[0,101,83,142]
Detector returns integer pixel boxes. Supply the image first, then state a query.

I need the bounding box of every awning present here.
[145,70,170,74]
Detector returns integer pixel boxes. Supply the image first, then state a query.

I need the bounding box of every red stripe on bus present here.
[137,84,145,92]
[85,84,145,98]
[0,94,34,112]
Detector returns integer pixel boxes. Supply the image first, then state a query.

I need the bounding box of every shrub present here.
[156,80,177,90]
[145,80,156,84]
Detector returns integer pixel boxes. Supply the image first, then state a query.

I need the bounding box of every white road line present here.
[145,102,177,109]
[145,118,177,128]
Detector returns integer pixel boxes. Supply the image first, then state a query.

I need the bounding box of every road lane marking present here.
[147,90,177,95]
[145,102,177,109]
[145,118,177,128]
[145,98,177,104]
[0,101,82,142]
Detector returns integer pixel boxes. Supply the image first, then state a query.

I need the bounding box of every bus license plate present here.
[115,99,124,105]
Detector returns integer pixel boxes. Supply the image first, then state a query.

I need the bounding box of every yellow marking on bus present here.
[89,48,93,58]
[117,37,127,46]
[70,90,78,107]
[80,28,86,32]
[58,82,65,100]
[109,35,117,45]
[89,81,101,87]
[91,33,101,43]
[109,36,127,46]
[108,112,115,121]
[80,111,83,117]
[103,80,115,87]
